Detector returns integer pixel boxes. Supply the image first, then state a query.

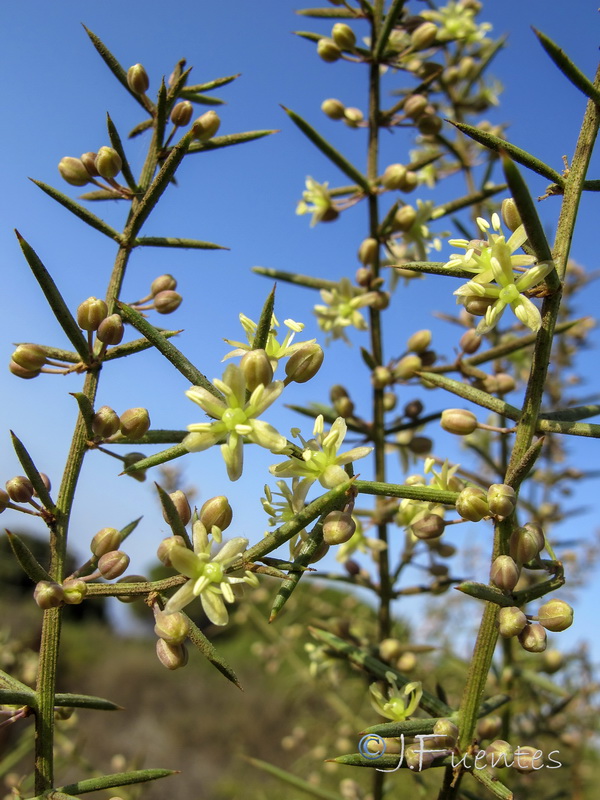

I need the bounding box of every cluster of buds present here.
[58,147,131,198]
[391,328,435,384]
[455,483,517,522]
[154,604,189,670]
[128,274,182,316]
[91,405,151,442]
[321,98,364,128]
[497,599,574,653]
[1,473,51,518]
[378,638,419,673]
[381,163,419,194]
[316,22,357,63]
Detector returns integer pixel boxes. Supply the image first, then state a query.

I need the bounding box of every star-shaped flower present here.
[296,177,339,226]
[369,672,423,722]
[223,313,312,370]
[314,278,381,343]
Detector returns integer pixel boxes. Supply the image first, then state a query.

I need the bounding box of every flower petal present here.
[221,433,243,481]
[185,386,226,419]
[248,419,288,452]
[164,580,197,614]
[184,427,225,452]
[169,545,203,579]
[213,537,249,564]
[201,588,229,626]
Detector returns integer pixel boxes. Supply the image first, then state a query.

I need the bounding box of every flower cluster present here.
[370,672,423,722]
[314,277,381,343]
[421,0,492,45]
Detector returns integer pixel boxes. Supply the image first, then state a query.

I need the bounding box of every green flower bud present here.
[487,484,517,520]
[394,204,417,231]
[115,574,148,603]
[170,100,193,127]
[404,94,428,119]
[477,715,502,740]
[383,391,397,411]
[485,739,514,768]
[98,550,130,580]
[157,535,187,566]
[95,146,122,180]
[330,384,349,402]
[77,297,108,331]
[372,365,393,389]
[5,476,34,503]
[0,489,11,512]
[334,396,355,418]
[58,156,91,187]
[358,237,378,266]
[537,598,574,632]
[407,329,432,353]
[91,406,120,439]
[285,342,324,384]
[154,290,182,314]
[455,486,489,522]
[497,606,527,638]
[513,745,543,773]
[119,407,151,439]
[332,22,356,49]
[62,578,88,605]
[441,408,478,435]
[200,495,233,532]
[323,510,356,545]
[493,372,516,394]
[162,491,192,527]
[458,56,476,80]
[397,651,417,672]
[96,314,124,345]
[292,538,329,563]
[381,163,407,190]
[378,638,403,661]
[399,170,418,192]
[12,344,47,372]
[408,436,432,456]
[464,296,496,316]
[418,114,443,135]
[192,110,221,141]
[433,719,458,745]
[317,37,341,62]
[156,638,188,670]
[404,744,436,771]
[542,649,564,673]
[343,107,363,127]
[239,350,273,393]
[501,198,522,232]
[151,274,177,295]
[435,542,456,558]
[490,555,520,592]
[419,349,437,368]
[321,98,345,119]
[9,360,40,379]
[154,609,189,644]
[403,399,423,419]
[34,580,65,609]
[459,328,481,354]
[510,522,545,564]
[123,452,147,482]
[355,266,372,287]
[393,354,422,380]
[412,513,446,540]
[127,63,150,94]
[518,621,547,652]
[90,526,122,557]
[410,22,438,50]
[80,151,100,177]
[34,472,52,496]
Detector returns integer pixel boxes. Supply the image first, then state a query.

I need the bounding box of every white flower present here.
[296,177,339,226]
[314,278,380,343]
[223,313,312,369]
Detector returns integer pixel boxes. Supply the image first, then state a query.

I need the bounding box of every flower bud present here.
[510,522,545,564]
[501,198,522,232]
[334,396,355,417]
[378,638,403,661]
[170,100,193,127]
[487,484,517,520]
[485,739,514,768]
[393,354,422,380]
[403,399,423,419]
[493,372,516,394]
[323,510,356,545]
[477,715,502,740]
[98,550,130,580]
[408,436,432,455]
[62,578,88,605]
[399,170,419,192]
[332,22,356,49]
[513,745,543,773]
[127,63,150,94]
[192,110,221,141]
[317,37,341,62]
[80,151,100,177]
[123,452,147,482]
[11,344,47,371]
[372,366,393,389]
[455,486,489,521]
[157,535,187,566]
[542,649,564,673]
[95,146,122,180]
[418,114,443,136]
[490,555,520,592]
[412,514,445,540]
[115,574,148,602]
[358,237,378,266]
[410,22,438,50]
[0,489,11,512]
[381,163,407,190]
[355,266,372,287]
[58,156,91,187]
[162,491,192,527]
[459,328,481,354]
[321,98,345,119]
[9,360,40,379]
[156,638,188,670]
[537,598,573,632]
[97,314,124,345]
[154,609,189,644]
[404,94,428,119]
[153,290,182,314]
[404,745,436,771]
[497,606,527,638]
[285,343,324,384]
[151,274,177,296]
[343,107,364,127]
[441,408,478,435]
[34,580,65,609]
[433,719,458,745]
[383,391,397,411]
[200,495,233,531]
[407,329,432,353]
[394,205,417,231]
[6,476,34,503]
[91,406,120,438]
[464,296,496,316]
[90,527,122,557]
[240,350,273,392]
[77,297,108,331]
[119,408,151,439]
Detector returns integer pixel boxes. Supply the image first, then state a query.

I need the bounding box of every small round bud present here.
[410,22,438,50]
[157,535,187,566]
[98,550,130,580]
[510,522,545,564]
[404,745,436,771]
[92,406,120,439]
[477,715,502,740]
[162,490,192,527]
[378,638,403,661]
[358,237,378,266]
[192,110,221,141]
[464,296,495,316]
[513,745,543,773]
[5,476,34,503]
[9,360,40,379]
[240,350,273,392]
[493,372,516,394]
[153,290,182,314]
[372,366,393,389]
[419,349,437,367]
[433,719,458,745]
[412,514,445,540]
[404,94,428,119]
[455,486,489,522]
[62,578,88,605]
[123,452,147,482]
[154,609,189,644]
[404,399,423,419]
[393,354,422,380]
[96,314,124,346]
[323,510,356,545]
[408,436,432,455]
[485,739,514,768]
[156,638,188,670]
[487,484,517,521]
[58,157,90,187]
[151,274,177,296]
[370,291,390,311]
[285,343,324,384]
[459,328,481,354]
[321,98,345,120]
[34,580,65,609]
[501,198,522,232]
[90,527,122,557]
[332,22,356,49]
[441,409,478,435]
[0,489,11,512]
[317,37,341,62]
[355,266,372,287]
[115,574,148,602]
[381,163,407,190]
[119,408,151,439]
[95,146,122,180]
[80,151,100,177]
[397,651,417,672]
[407,329,432,353]
[343,107,364,127]
[537,598,574,632]
[200,495,233,531]
[127,63,150,94]
[383,391,397,411]
[399,170,418,192]
[394,205,417,231]
[12,344,47,371]
[542,649,564,674]
[497,606,528,638]
[170,100,193,127]
[490,555,520,592]
[418,114,443,136]
[334,396,355,417]
[77,297,108,331]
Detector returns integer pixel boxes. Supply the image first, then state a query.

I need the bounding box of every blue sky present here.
[1,1,599,655]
